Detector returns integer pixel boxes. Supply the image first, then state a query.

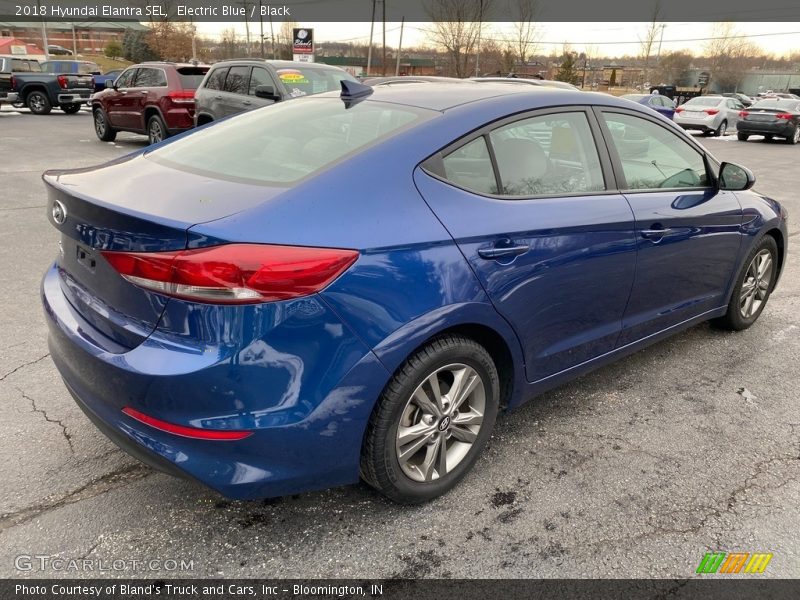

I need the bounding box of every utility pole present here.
[269,16,275,59]
[37,0,49,58]
[382,0,386,76]
[395,16,404,76]
[240,0,251,56]
[475,0,484,77]
[366,0,376,76]
[259,0,265,58]
[70,22,77,56]
[656,24,666,60]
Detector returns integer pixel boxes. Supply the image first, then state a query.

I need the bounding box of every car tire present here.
[60,103,81,114]
[737,133,749,141]
[764,135,773,141]
[360,334,500,504]
[714,120,727,137]
[147,114,169,145]
[785,127,800,145]
[713,235,778,331]
[93,108,117,142]
[26,90,51,115]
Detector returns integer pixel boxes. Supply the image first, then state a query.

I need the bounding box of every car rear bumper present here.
[736,121,795,137]
[0,91,18,103]
[42,262,390,499]
[58,90,91,104]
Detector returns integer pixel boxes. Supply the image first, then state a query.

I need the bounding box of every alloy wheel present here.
[29,94,44,112]
[395,363,486,482]
[94,112,106,136]
[739,249,773,319]
[149,120,164,143]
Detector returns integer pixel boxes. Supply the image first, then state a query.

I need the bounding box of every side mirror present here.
[254,84,280,101]
[719,162,755,191]
[104,79,115,89]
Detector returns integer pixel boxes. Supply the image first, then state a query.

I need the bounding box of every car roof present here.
[363,76,465,85]
[319,81,614,112]
[210,59,344,70]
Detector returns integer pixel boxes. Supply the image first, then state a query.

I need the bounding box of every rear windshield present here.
[147,97,435,185]
[684,97,722,107]
[177,67,210,89]
[751,99,800,111]
[275,66,357,97]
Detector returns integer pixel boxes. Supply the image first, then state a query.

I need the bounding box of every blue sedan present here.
[42,82,787,503]
[622,93,676,119]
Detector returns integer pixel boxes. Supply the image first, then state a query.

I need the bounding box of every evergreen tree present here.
[609,68,617,87]
[556,51,581,85]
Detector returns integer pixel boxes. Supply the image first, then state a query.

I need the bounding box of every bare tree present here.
[507,0,541,67]
[704,23,761,91]
[639,0,663,87]
[654,50,693,86]
[425,0,494,78]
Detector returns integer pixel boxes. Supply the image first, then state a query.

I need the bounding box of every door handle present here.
[478,245,529,260]
[641,228,672,239]
[214,95,223,100]
[242,100,252,106]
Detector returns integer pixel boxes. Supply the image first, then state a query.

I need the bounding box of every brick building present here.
[0,21,148,55]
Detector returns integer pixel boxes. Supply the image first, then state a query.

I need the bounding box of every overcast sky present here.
[195,22,800,57]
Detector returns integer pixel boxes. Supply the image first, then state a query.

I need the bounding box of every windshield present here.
[147,97,435,185]
[684,97,722,107]
[275,67,357,97]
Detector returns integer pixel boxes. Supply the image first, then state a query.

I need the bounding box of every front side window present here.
[114,68,137,88]
[204,67,228,91]
[603,112,709,190]
[249,67,276,95]
[489,112,605,197]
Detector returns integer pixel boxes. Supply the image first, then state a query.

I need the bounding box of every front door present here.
[416,108,638,382]
[105,67,138,129]
[596,110,743,346]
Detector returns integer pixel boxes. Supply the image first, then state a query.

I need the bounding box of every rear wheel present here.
[93,108,117,141]
[60,103,81,114]
[737,132,749,141]
[714,120,727,137]
[147,114,169,145]
[713,236,778,331]
[26,90,51,115]
[361,334,499,503]
[785,127,800,144]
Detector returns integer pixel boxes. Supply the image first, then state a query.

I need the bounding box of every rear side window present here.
[489,112,605,196]
[442,138,497,195]
[224,66,250,94]
[204,67,228,91]
[602,113,709,190]
[134,68,167,87]
[177,67,208,89]
[148,98,434,185]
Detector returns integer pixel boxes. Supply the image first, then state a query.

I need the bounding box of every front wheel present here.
[361,335,499,503]
[714,120,727,137]
[713,236,778,331]
[147,114,169,145]
[60,103,81,114]
[26,90,51,115]
[93,108,116,141]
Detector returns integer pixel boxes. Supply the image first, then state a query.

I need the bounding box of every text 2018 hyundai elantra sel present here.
[42,81,788,503]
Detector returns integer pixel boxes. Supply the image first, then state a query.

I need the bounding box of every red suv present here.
[92,62,209,144]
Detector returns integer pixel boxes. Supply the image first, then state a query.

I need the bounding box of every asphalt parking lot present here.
[0,105,798,579]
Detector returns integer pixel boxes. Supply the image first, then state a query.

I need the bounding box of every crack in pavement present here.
[0,464,151,533]
[0,354,50,381]
[17,387,75,454]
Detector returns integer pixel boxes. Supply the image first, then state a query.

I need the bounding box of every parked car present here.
[41,60,102,75]
[621,93,676,119]
[194,59,356,125]
[722,92,754,107]
[472,76,580,90]
[736,98,800,144]
[674,95,744,136]
[92,68,124,93]
[10,61,93,114]
[47,45,73,56]
[0,57,19,106]
[92,61,209,144]
[42,82,787,503]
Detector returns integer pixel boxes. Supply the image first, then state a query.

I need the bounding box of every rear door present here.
[416,107,638,382]
[218,65,252,116]
[125,66,167,130]
[596,109,743,345]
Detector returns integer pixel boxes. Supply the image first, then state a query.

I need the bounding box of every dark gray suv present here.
[194,59,357,125]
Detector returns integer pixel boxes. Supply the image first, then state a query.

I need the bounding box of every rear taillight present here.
[739,110,749,117]
[102,244,359,305]
[122,407,252,441]
[167,90,195,104]
[704,109,719,115]
[10,74,16,89]
[776,113,793,120]
[674,107,684,113]
[56,75,68,89]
